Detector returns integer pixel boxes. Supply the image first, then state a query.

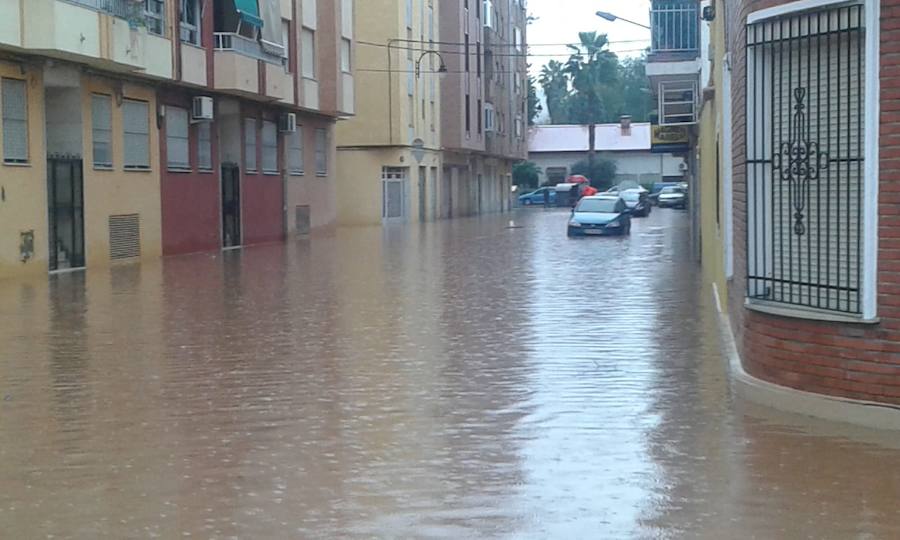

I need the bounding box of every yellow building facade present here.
[698,0,729,311]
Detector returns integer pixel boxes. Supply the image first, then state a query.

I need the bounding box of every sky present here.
[526,0,652,76]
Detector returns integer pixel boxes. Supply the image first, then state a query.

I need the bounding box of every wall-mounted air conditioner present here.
[191,96,214,122]
[279,113,297,133]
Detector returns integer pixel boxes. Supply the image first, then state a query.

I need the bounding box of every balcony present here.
[7,0,172,79]
[214,33,284,65]
[646,2,701,81]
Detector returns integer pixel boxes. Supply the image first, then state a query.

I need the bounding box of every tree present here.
[527,76,542,125]
[538,60,570,124]
[571,158,618,190]
[513,161,542,189]
[618,56,655,122]
[564,32,619,124]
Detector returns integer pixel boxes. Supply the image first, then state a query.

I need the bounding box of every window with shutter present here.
[92,94,112,168]
[301,28,316,79]
[262,120,278,173]
[2,78,28,164]
[315,128,327,175]
[746,3,869,316]
[289,127,304,175]
[244,118,258,172]
[166,106,190,170]
[123,100,150,170]
[197,122,212,171]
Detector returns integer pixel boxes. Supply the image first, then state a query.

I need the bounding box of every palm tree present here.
[538,60,569,124]
[564,32,619,124]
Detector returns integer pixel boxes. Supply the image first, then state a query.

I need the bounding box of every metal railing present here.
[658,80,697,125]
[650,2,699,53]
[66,0,165,36]
[214,33,284,65]
[745,4,865,315]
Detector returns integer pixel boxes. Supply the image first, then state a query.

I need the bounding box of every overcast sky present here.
[527,0,652,76]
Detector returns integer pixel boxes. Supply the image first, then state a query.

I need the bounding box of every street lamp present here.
[415,50,449,79]
[596,11,651,30]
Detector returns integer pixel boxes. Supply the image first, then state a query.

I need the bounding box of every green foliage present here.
[570,158,618,190]
[537,36,654,125]
[527,76,542,126]
[513,161,542,189]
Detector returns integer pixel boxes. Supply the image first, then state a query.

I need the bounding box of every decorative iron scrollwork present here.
[772,88,829,236]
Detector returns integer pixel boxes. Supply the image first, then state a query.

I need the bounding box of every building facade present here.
[335,0,528,226]
[528,123,685,188]
[692,0,900,414]
[0,0,354,280]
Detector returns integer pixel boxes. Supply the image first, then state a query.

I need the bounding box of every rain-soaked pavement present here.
[1,208,899,539]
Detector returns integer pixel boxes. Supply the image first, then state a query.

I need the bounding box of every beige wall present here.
[0,62,47,279]
[287,120,339,230]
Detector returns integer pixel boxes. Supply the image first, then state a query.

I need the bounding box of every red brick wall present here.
[728,0,900,405]
[240,103,286,246]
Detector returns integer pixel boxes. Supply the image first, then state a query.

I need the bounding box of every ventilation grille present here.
[109,214,141,260]
[295,205,310,235]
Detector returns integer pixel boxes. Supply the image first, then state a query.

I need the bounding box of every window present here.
[341,38,352,72]
[145,0,166,36]
[91,94,112,168]
[180,0,200,45]
[282,21,292,72]
[477,99,482,133]
[314,128,327,175]
[745,3,868,316]
[465,34,470,72]
[484,103,495,132]
[288,127,304,175]
[465,95,471,133]
[197,122,212,171]
[301,28,316,78]
[515,114,522,138]
[1,78,28,164]
[262,120,278,174]
[477,42,481,77]
[514,27,522,52]
[123,99,150,170]
[166,106,190,170]
[651,1,699,52]
[244,118,257,172]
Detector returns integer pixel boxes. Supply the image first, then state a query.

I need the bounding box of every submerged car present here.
[518,187,557,206]
[648,181,682,205]
[620,189,651,217]
[658,186,687,209]
[567,195,632,237]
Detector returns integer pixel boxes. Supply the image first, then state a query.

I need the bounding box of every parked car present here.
[518,187,557,206]
[555,182,584,207]
[567,195,632,237]
[620,189,651,217]
[648,181,682,205]
[657,186,687,209]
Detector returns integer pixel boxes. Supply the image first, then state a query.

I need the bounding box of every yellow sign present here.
[651,125,691,153]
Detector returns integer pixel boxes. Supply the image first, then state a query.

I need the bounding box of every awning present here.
[234,0,263,28]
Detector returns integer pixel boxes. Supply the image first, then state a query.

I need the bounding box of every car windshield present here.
[576,198,618,213]
[621,191,640,202]
[661,187,682,194]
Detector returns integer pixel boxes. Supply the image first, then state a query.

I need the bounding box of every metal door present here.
[382,167,407,223]
[221,162,242,247]
[47,156,85,271]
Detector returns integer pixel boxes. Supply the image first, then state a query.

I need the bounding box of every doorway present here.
[382,167,407,223]
[418,166,427,222]
[47,156,85,271]
[221,162,241,248]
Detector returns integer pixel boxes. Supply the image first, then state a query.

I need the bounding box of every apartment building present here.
[0,0,354,279]
[439,0,527,218]
[335,0,528,226]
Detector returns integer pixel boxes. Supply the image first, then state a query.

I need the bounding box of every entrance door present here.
[47,157,85,271]
[382,167,406,223]
[418,166,427,222]
[221,162,241,248]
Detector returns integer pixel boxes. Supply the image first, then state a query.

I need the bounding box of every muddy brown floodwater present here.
[1,209,898,539]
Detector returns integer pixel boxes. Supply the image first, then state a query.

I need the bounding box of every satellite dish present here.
[411,138,426,163]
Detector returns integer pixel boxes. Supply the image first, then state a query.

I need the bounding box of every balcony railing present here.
[214,33,284,65]
[66,0,166,36]
[658,80,697,125]
[650,2,699,53]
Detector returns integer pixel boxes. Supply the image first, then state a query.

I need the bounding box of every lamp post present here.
[415,51,449,79]
[595,11,651,30]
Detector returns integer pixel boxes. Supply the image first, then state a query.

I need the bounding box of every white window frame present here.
[341,38,352,73]
[166,106,191,170]
[261,120,278,174]
[744,0,879,321]
[484,102,495,132]
[197,121,212,171]
[179,0,201,45]
[145,0,166,36]
[91,94,113,169]
[314,127,327,176]
[123,99,150,171]
[1,78,28,164]
[301,27,316,79]
[288,127,304,175]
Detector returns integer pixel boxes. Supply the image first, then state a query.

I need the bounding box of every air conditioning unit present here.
[483,0,494,29]
[191,96,214,122]
[278,112,297,133]
[679,161,689,172]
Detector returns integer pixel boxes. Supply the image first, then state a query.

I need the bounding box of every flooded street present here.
[1,209,898,539]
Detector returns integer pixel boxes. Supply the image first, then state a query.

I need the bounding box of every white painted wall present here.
[529,151,685,185]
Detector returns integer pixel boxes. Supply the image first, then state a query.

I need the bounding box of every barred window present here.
[92,94,112,168]
[262,120,278,174]
[244,118,257,172]
[288,127,304,175]
[166,106,190,170]
[746,3,867,315]
[197,121,212,171]
[2,78,28,163]
[315,128,327,175]
[123,99,150,170]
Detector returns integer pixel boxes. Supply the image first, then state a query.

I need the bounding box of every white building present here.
[528,121,685,187]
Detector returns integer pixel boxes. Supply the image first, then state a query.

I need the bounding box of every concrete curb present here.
[716,309,900,431]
